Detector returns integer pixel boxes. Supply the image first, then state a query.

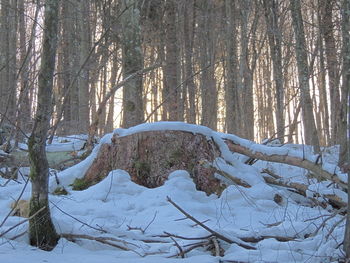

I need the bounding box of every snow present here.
[0,122,347,262]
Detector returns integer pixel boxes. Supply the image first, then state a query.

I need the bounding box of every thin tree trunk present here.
[28,0,60,251]
[0,0,17,123]
[225,0,240,134]
[319,0,340,144]
[263,0,285,142]
[183,0,196,124]
[77,0,91,133]
[341,3,350,256]
[289,0,320,153]
[199,0,217,130]
[339,0,350,168]
[317,7,331,145]
[121,0,144,128]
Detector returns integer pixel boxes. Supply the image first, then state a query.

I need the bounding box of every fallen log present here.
[225,140,347,190]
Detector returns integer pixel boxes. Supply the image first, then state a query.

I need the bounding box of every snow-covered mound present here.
[0,122,346,262]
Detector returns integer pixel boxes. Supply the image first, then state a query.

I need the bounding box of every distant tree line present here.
[0,0,349,157]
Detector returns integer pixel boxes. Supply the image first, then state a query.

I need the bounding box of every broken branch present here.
[166,196,256,250]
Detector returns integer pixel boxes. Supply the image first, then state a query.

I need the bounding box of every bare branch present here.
[166,196,256,250]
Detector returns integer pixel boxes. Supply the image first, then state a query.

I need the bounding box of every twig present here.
[50,201,107,233]
[60,233,142,256]
[325,217,345,240]
[167,240,210,258]
[166,196,256,250]
[0,206,45,238]
[170,236,185,258]
[162,231,213,240]
[143,211,158,233]
[127,211,158,234]
[9,230,27,241]
[0,177,29,228]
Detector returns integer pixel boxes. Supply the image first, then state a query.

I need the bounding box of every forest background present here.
[1,0,349,157]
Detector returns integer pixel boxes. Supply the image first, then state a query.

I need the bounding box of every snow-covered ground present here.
[0,122,347,262]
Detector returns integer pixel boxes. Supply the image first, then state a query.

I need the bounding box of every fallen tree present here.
[224,138,347,190]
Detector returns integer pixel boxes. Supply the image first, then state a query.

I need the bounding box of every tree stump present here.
[83,130,224,195]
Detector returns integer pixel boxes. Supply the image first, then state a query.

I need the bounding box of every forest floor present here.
[0,122,346,263]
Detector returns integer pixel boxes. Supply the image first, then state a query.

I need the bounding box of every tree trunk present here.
[28,0,60,251]
[0,0,17,123]
[239,0,255,140]
[163,0,181,121]
[77,0,91,133]
[319,0,340,144]
[317,8,331,145]
[263,0,285,142]
[289,0,320,153]
[224,0,240,135]
[16,0,37,138]
[338,1,350,168]
[199,0,217,130]
[121,0,144,128]
[183,0,196,124]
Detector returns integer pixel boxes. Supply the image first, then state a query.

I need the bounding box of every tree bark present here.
[183,0,196,124]
[224,0,240,135]
[289,0,320,153]
[263,0,285,142]
[0,0,17,123]
[341,0,350,255]
[121,0,144,128]
[77,0,91,133]
[199,0,217,130]
[163,0,181,121]
[319,0,340,144]
[28,0,60,251]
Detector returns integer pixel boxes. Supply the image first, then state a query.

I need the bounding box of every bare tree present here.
[28,0,60,250]
[224,0,240,135]
[77,0,91,133]
[198,0,218,130]
[262,0,285,142]
[0,0,17,123]
[342,0,350,255]
[319,0,340,144]
[163,0,181,121]
[289,0,320,152]
[121,0,144,127]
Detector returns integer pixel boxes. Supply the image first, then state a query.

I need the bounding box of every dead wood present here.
[84,130,224,194]
[214,168,251,188]
[166,196,256,250]
[261,169,346,209]
[225,140,347,190]
[0,206,45,238]
[60,233,140,254]
[239,235,297,243]
[167,240,210,258]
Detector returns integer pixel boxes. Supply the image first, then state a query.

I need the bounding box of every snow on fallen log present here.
[221,133,347,191]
